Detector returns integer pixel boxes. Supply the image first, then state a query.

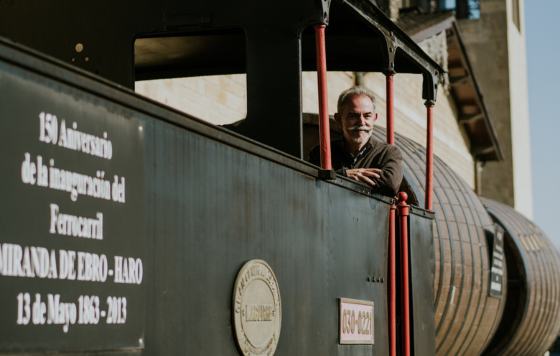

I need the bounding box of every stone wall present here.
[135,75,247,126]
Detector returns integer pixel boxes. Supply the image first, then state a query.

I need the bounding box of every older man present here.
[310,86,403,197]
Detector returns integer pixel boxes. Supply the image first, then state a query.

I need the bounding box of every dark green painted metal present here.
[0,58,146,352]
[144,119,390,355]
[0,35,439,355]
[409,209,436,356]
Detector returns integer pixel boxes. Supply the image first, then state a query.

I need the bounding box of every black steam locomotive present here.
[0,0,558,355]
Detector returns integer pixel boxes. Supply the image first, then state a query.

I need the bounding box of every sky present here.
[526,1,560,249]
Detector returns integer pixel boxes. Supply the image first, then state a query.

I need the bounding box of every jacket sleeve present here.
[376,144,404,197]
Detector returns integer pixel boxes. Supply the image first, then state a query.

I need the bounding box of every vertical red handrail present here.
[386,71,397,356]
[425,101,435,210]
[386,73,395,145]
[398,192,410,356]
[314,24,332,170]
[389,204,397,356]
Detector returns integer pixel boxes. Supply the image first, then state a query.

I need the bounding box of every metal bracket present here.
[422,71,440,102]
[318,169,337,180]
[384,32,397,74]
[318,0,331,24]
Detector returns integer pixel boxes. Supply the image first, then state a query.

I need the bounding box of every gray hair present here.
[336,86,376,113]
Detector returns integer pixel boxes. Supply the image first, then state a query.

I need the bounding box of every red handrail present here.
[398,192,411,356]
[425,101,435,210]
[314,24,332,170]
[386,71,397,356]
[386,73,395,145]
[389,204,397,356]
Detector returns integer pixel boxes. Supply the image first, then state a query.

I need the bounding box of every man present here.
[310,86,403,197]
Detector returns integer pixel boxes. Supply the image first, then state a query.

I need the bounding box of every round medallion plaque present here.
[233,259,282,356]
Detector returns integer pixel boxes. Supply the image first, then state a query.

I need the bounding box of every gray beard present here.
[347,127,372,143]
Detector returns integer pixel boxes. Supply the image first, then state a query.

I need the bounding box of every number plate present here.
[339,298,374,345]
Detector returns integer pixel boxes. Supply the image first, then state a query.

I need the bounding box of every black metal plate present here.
[0,60,146,352]
[409,211,436,355]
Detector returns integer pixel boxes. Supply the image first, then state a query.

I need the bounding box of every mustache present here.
[348,126,372,132]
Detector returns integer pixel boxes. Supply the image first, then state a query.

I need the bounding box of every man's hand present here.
[345,168,383,187]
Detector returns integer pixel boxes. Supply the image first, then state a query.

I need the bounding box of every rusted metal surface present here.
[482,198,560,356]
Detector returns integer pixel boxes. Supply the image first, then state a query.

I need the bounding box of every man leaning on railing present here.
[310,86,403,197]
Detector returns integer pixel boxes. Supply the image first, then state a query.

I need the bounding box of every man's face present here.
[337,94,377,148]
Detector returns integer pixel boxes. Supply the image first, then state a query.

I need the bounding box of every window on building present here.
[512,0,521,32]
[439,0,480,20]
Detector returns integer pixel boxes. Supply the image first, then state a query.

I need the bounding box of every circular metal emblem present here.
[233,259,281,356]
